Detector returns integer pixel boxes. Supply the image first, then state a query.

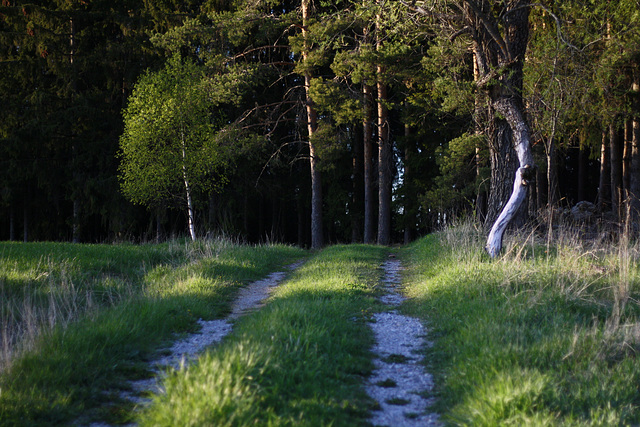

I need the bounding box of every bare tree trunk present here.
[627,73,640,231]
[181,130,196,241]
[485,116,519,228]
[352,123,364,243]
[486,97,535,257]
[376,5,392,246]
[598,129,611,212]
[473,43,488,222]
[302,0,323,249]
[578,132,587,202]
[546,135,558,207]
[610,123,622,221]
[363,83,376,244]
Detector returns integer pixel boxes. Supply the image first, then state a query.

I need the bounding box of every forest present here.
[1,0,639,249]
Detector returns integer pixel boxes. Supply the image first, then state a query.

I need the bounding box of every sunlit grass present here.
[0,239,305,426]
[401,223,640,425]
[137,244,387,426]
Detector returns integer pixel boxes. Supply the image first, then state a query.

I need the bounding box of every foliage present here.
[119,55,229,211]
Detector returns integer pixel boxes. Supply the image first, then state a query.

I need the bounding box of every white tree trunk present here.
[486,97,535,257]
[181,131,196,241]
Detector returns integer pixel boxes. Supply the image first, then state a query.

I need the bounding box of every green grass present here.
[400,225,640,426]
[0,239,305,426]
[137,244,388,427]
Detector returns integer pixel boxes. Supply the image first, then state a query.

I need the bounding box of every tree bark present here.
[302,0,323,249]
[376,5,392,246]
[471,0,534,257]
[610,123,622,221]
[627,73,640,230]
[181,130,196,241]
[598,129,611,213]
[486,97,536,257]
[352,121,364,243]
[363,82,376,244]
[473,45,488,222]
[578,132,587,202]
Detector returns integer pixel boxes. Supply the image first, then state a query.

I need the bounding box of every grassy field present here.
[0,238,305,425]
[2,228,640,426]
[400,224,640,425]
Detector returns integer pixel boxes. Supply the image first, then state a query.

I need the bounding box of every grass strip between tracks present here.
[137,244,388,427]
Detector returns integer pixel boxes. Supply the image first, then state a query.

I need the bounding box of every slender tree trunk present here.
[363,82,376,244]
[598,129,612,212]
[627,73,640,231]
[376,5,392,246]
[578,132,587,202]
[181,130,196,241]
[610,123,622,222]
[302,0,323,249]
[352,124,364,243]
[473,43,488,222]
[546,135,558,207]
[9,206,15,241]
[623,119,632,200]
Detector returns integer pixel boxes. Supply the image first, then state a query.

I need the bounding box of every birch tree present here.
[119,56,227,241]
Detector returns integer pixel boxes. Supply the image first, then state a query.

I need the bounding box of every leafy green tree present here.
[119,55,228,241]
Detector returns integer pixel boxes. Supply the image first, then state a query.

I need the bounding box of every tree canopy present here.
[1,0,639,250]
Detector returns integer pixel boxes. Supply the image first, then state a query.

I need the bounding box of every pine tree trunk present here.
[473,43,488,222]
[627,74,640,231]
[302,0,323,249]
[578,133,587,202]
[610,123,622,222]
[376,5,392,246]
[485,116,519,228]
[352,122,364,243]
[363,83,376,244]
[598,129,611,212]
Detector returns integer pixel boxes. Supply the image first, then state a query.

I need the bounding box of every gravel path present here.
[87,262,303,426]
[366,258,440,426]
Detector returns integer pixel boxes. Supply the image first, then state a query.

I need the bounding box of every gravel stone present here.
[366,258,440,426]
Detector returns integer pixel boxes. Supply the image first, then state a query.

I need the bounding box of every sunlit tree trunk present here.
[181,129,196,241]
[598,129,612,212]
[363,82,376,244]
[627,73,640,230]
[376,4,392,246]
[302,0,323,249]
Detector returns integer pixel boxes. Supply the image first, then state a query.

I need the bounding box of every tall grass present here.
[0,239,305,426]
[401,222,640,425]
